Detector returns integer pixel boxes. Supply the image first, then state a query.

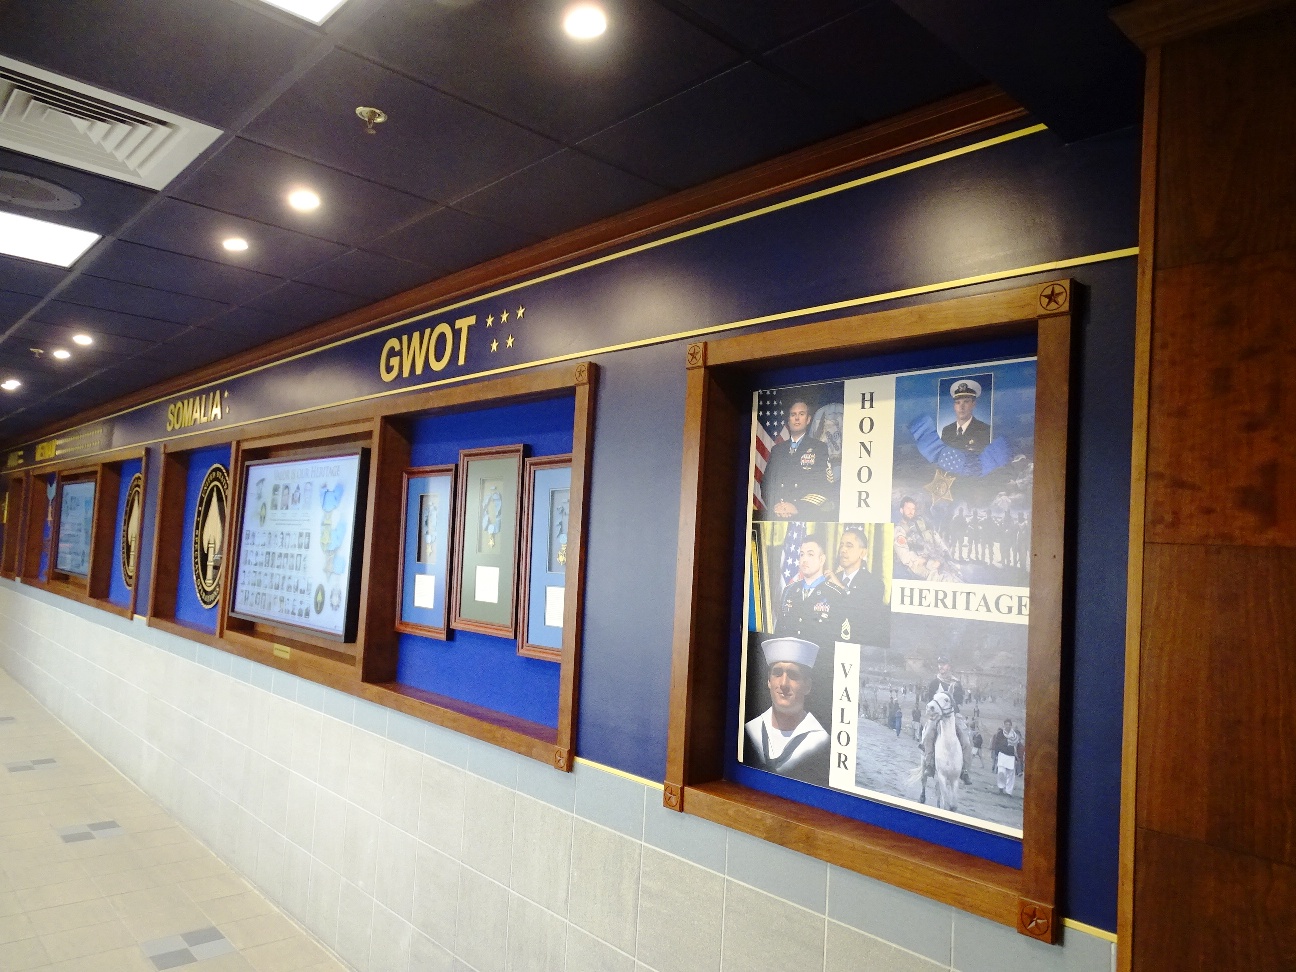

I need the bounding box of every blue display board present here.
[107,459,144,608]
[396,395,574,729]
[174,446,233,633]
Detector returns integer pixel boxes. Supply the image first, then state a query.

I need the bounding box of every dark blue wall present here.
[106,457,143,608]
[42,120,1137,931]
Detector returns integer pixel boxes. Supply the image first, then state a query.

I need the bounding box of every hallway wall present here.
[0,581,1113,972]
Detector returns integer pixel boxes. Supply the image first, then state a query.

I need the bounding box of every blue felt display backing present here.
[107,459,144,608]
[174,446,233,633]
[395,395,575,729]
[38,475,55,580]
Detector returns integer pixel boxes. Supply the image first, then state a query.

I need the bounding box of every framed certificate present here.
[396,465,456,639]
[451,444,525,638]
[517,455,572,661]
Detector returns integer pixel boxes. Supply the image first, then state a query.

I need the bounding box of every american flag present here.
[752,390,789,510]
[780,522,807,594]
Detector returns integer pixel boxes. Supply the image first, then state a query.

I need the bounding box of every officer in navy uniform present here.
[775,535,844,645]
[833,527,889,647]
[762,397,837,520]
[940,379,992,453]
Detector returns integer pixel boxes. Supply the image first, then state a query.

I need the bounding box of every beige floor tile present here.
[0,891,21,917]
[93,868,161,897]
[0,934,50,970]
[242,935,328,972]
[147,854,229,884]
[201,890,275,925]
[80,850,147,877]
[27,896,118,935]
[0,911,35,943]
[39,918,136,962]
[190,951,256,971]
[219,911,299,950]
[116,903,211,943]
[178,874,249,903]
[15,876,101,911]
[47,944,154,972]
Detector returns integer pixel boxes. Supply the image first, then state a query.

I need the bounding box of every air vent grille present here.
[0,56,221,191]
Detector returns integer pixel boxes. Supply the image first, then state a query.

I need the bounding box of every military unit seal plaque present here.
[192,464,229,609]
[119,473,144,590]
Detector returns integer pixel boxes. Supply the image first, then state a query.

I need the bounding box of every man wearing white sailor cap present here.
[743,637,830,785]
[940,378,992,453]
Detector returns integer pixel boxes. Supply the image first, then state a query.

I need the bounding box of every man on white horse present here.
[922,656,974,785]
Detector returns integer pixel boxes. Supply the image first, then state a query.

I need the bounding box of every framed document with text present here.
[396,465,456,639]
[451,445,524,638]
[517,455,572,661]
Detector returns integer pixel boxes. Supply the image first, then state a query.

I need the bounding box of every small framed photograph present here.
[451,445,525,638]
[396,464,456,639]
[517,455,573,661]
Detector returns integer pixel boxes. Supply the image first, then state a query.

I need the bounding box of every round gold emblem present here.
[119,473,144,590]
[192,465,229,609]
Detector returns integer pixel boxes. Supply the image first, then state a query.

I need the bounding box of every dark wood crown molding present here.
[1112,0,1295,48]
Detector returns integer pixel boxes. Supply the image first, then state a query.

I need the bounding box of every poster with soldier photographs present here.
[740,357,1036,837]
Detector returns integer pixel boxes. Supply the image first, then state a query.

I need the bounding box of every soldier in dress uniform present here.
[761,397,837,520]
[833,527,889,647]
[940,379,992,453]
[776,535,844,645]
[744,636,830,786]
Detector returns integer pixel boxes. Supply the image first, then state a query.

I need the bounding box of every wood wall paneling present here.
[1144,252,1296,547]
[1154,7,1296,269]
[1133,828,1296,971]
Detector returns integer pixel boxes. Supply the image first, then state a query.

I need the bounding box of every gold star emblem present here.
[490,339,499,353]
[501,309,510,324]
[486,314,494,327]
[506,335,514,348]
[923,468,956,503]
[516,305,525,319]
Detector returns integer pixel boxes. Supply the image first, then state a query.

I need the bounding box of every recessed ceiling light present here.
[252,0,351,25]
[223,237,249,252]
[0,211,100,268]
[564,3,607,39]
[1,379,20,391]
[287,188,320,212]
[51,348,71,360]
[72,334,93,346]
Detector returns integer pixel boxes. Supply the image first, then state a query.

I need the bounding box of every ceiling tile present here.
[173,138,439,247]
[243,50,562,203]
[294,249,434,301]
[56,276,229,326]
[580,62,855,190]
[123,198,350,278]
[200,305,326,348]
[7,319,163,359]
[0,0,321,128]
[764,4,982,124]
[348,0,742,143]
[32,301,190,341]
[455,150,667,240]
[245,281,369,327]
[671,0,865,51]
[0,254,69,299]
[0,290,40,325]
[0,148,157,237]
[367,207,544,277]
[83,241,284,304]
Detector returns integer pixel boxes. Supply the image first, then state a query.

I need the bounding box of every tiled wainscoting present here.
[0,582,1115,972]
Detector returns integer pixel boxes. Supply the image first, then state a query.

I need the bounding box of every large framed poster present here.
[666,281,1073,941]
[55,479,97,577]
[742,359,1035,837]
[229,449,370,642]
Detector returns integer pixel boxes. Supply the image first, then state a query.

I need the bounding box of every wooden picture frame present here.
[450,444,525,639]
[395,464,456,640]
[665,281,1073,941]
[517,454,573,662]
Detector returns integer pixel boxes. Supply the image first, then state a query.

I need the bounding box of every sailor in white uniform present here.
[744,637,830,786]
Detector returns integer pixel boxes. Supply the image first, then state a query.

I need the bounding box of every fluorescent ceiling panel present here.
[254,0,351,24]
[0,211,100,267]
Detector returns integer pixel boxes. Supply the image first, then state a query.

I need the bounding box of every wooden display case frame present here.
[0,472,29,580]
[142,361,597,771]
[664,281,1073,940]
[4,448,148,619]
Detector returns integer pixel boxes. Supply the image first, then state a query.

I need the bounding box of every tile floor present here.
[0,670,349,972]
